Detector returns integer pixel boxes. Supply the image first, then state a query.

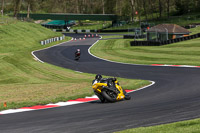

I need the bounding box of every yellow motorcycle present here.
[92,78,131,103]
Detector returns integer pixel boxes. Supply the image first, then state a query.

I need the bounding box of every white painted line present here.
[182,65,197,67]
[47,101,83,106]
[0,109,34,114]
[85,95,98,99]
[133,81,155,92]
[31,51,44,63]
[75,71,83,73]
[31,38,73,63]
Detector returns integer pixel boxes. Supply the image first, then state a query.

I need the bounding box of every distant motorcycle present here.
[92,78,131,103]
[75,49,81,61]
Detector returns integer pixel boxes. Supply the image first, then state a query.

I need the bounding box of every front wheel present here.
[123,89,131,100]
[125,94,131,100]
[101,90,117,103]
[75,56,80,61]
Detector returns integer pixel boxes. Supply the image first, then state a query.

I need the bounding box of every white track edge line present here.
[133,81,155,92]
[31,38,73,63]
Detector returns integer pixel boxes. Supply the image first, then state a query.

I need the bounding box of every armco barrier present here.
[50,29,97,33]
[130,33,200,46]
[40,35,65,45]
[180,38,184,41]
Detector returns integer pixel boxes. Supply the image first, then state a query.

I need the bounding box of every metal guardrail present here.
[40,35,65,45]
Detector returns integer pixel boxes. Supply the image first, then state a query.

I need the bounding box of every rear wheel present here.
[101,90,117,102]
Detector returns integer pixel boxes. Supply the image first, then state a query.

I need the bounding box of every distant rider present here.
[75,49,81,58]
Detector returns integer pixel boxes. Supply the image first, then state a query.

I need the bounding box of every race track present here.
[1,33,200,133]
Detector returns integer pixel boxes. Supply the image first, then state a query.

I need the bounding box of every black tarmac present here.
[1,33,200,133]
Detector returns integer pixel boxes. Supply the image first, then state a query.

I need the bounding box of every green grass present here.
[101,35,123,39]
[91,34,200,66]
[189,26,200,35]
[116,118,200,133]
[0,16,18,25]
[0,18,150,111]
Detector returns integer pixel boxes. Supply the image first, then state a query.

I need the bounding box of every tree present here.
[1,0,199,21]
[158,0,162,18]
[104,0,117,14]
[62,0,68,13]
[26,0,31,18]
[130,0,135,23]
[115,0,122,16]
[25,0,38,18]
[148,0,156,19]
[198,0,200,11]
[1,0,4,16]
[166,0,170,18]
[13,0,22,17]
[102,0,105,14]
[142,0,147,21]
[76,0,79,13]
[175,0,189,15]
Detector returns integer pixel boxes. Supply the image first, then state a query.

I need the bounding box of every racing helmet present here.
[107,80,114,87]
[95,74,102,81]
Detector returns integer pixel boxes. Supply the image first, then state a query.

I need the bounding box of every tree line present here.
[1,0,200,21]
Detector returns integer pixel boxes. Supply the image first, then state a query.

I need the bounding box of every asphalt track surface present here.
[1,33,200,133]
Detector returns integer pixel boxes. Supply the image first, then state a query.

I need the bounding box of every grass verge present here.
[116,118,200,133]
[0,18,150,111]
[90,33,200,66]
